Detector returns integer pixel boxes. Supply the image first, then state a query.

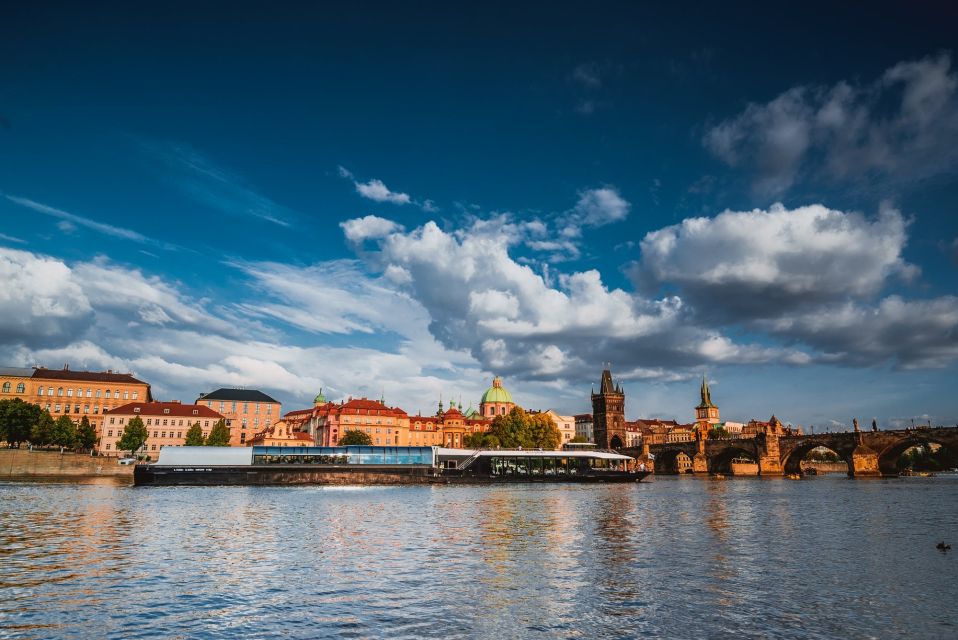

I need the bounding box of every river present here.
[1,476,956,639]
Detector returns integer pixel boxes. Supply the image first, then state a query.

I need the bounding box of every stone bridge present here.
[622,426,958,477]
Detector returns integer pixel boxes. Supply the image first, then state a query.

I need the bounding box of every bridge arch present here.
[876,435,957,476]
[707,446,757,474]
[652,448,694,474]
[781,441,852,476]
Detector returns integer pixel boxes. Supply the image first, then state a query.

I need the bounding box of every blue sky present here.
[1,1,957,429]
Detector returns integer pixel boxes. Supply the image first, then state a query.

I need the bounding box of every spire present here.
[698,374,714,409]
[600,369,616,394]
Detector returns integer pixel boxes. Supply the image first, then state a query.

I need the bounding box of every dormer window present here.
[134,408,140,413]
[164,408,170,414]
[192,409,199,415]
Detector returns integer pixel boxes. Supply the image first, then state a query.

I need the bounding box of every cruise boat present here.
[133,445,650,486]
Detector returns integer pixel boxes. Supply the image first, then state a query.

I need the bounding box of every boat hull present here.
[134,464,650,486]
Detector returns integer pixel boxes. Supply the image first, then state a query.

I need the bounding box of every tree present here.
[117,416,148,457]
[708,426,730,439]
[51,415,78,451]
[570,435,590,444]
[0,398,43,447]
[76,416,98,452]
[184,422,205,446]
[205,419,231,446]
[484,408,561,450]
[338,429,372,446]
[30,411,55,449]
[463,432,486,448]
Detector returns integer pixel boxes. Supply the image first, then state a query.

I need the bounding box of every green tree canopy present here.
[570,435,590,444]
[51,415,78,450]
[708,426,730,439]
[184,422,205,446]
[0,398,44,447]
[480,408,561,450]
[338,429,372,446]
[30,411,55,448]
[205,419,231,446]
[117,416,148,456]
[76,416,98,451]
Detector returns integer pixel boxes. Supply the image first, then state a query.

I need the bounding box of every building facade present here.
[591,369,626,449]
[541,410,576,447]
[574,413,593,442]
[249,419,315,447]
[102,401,223,457]
[1,365,152,441]
[196,388,281,446]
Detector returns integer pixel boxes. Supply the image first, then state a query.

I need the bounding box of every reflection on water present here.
[1,477,957,639]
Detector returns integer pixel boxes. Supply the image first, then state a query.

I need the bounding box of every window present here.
[243,403,249,414]
[192,409,198,415]
[67,388,73,397]
[267,405,272,414]
[45,404,50,411]
[114,391,119,399]
[255,403,260,413]
[94,405,99,414]
[37,387,44,396]
[162,419,167,426]
[110,417,115,424]
[177,432,182,438]
[231,402,236,412]
[119,418,125,424]
[146,418,152,425]
[86,389,92,397]
[132,391,138,400]
[153,431,158,438]
[151,444,156,451]
[161,432,166,438]
[16,382,24,393]
[163,408,170,414]
[204,421,209,427]
[242,419,248,428]
[74,405,80,413]
[134,407,140,413]
[96,390,102,398]
[55,404,61,412]
[84,405,90,413]
[104,389,111,397]
[105,444,111,450]
[219,402,224,412]
[123,391,129,400]
[1,382,9,393]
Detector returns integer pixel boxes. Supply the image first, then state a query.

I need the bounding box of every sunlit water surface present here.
[1,476,957,639]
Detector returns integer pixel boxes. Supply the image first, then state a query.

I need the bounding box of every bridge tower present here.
[592,368,626,449]
[695,374,720,430]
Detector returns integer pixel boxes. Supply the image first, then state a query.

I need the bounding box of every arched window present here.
[38,387,45,396]
[104,389,111,397]
[1,382,9,393]
[57,387,64,396]
[16,383,25,393]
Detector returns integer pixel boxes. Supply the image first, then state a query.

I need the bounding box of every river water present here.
[1,476,957,639]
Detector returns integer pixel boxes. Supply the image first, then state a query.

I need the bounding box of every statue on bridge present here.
[853,418,860,433]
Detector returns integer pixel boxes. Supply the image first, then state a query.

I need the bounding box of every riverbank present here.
[0,448,134,480]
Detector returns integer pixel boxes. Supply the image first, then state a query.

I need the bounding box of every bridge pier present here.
[849,444,880,477]
[692,452,708,474]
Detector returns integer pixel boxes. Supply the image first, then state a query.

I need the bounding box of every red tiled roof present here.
[105,402,223,418]
[574,413,593,420]
[292,432,313,441]
[32,367,148,385]
[284,408,313,416]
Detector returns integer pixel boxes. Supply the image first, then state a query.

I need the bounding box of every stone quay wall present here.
[0,449,134,479]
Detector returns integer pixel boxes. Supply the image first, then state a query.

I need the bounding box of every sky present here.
[1,1,957,430]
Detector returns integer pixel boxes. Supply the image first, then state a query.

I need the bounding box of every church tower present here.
[695,374,720,427]
[592,368,626,449]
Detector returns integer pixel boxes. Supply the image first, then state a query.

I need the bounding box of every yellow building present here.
[1,365,152,440]
[541,410,576,448]
[196,388,282,447]
[102,401,224,457]
[249,420,315,447]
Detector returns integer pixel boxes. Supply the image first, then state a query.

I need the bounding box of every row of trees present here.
[463,407,561,450]
[1,399,97,452]
[1,398,232,456]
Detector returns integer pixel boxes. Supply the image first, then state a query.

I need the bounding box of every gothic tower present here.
[592,368,626,449]
[695,374,720,427]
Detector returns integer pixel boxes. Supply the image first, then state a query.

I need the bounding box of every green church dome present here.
[480,376,514,404]
[314,388,327,404]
